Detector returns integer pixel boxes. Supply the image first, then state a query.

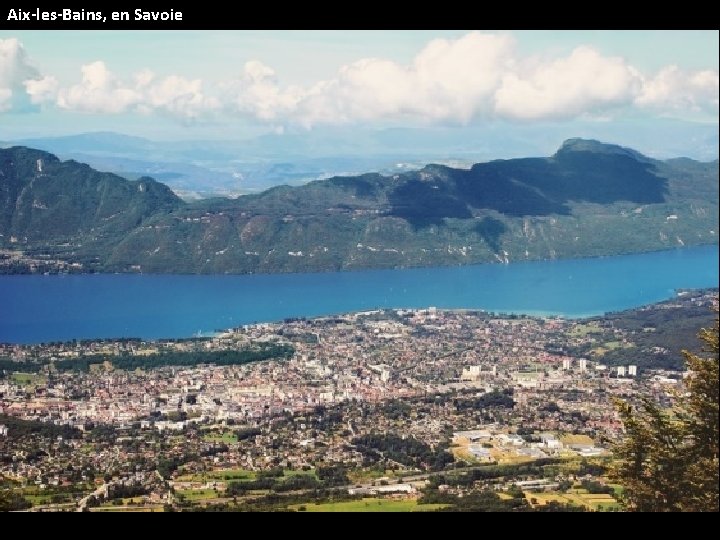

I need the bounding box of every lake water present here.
[1,245,717,344]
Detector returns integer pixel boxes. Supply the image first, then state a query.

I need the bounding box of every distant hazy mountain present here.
[3,119,717,198]
[1,139,717,274]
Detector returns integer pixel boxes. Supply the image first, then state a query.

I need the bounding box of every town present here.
[1,289,716,512]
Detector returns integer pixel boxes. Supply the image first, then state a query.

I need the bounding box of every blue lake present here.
[0,244,718,344]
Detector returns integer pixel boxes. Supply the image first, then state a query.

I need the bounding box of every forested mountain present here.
[1,139,717,274]
[0,146,181,248]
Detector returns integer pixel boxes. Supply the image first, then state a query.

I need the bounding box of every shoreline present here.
[2,287,717,347]
[1,241,718,279]
[2,245,717,345]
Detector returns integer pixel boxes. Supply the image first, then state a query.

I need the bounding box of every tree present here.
[0,491,32,511]
[612,314,719,511]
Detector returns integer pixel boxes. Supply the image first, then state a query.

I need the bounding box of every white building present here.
[579,359,588,372]
[628,365,637,376]
[371,483,415,495]
[617,366,627,377]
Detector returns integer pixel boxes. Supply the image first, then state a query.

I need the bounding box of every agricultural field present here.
[175,468,256,483]
[92,506,164,512]
[559,434,595,446]
[525,490,621,511]
[10,484,93,506]
[176,488,222,501]
[291,498,449,512]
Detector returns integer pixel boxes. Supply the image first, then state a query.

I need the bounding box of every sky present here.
[0,30,718,142]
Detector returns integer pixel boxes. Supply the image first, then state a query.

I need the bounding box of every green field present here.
[291,498,448,512]
[177,467,317,484]
[176,468,256,482]
[92,506,163,512]
[10,373,45,386]
[177,488,222,501]
[347,469,397,484]
[280,469,317,479]
[202,432,238,444]
[12,485,92,506]
[209,469,255,481]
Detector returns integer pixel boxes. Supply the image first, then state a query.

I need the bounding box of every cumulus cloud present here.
[1,33,718,125]
[494,47,642,120]
[222,33,716,126]
[141,72,219,118]
[24,75,59,105]
[224,61,302,121]
[56,62,218,117]
[635,65,719,115]
[57,61,140,114]
[225,33,515,126]
[0,37,48,112]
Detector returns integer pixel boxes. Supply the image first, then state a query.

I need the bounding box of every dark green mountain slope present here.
[0,140,717,274]
[0,146,181,260]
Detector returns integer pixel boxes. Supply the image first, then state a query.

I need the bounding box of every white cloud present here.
[494,46,642,120]
[143,73,219,118]
[223,34,715,126]
[57,61,141,114]
[636,65,719,115]
[1,33,718,125]
[0,38,39,84]
[24,75,59,105]
[227,33,515,126]
[224,61,302,121]
[0,87,11,112]
[56,62,218,117]
[0,37,48,111]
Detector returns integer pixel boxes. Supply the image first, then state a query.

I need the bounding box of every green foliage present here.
[226,468,334,496]
[235,427,261,441]
[432,459,563,487]
[315,465,349,487]
[1,344,294,374]
[1,140,717,275]
[0,491,32,511]
[0,146,181,245]
[352,434,455,471]
[568,298,718,370]
[0,414,82,440]
[420,486,581,512]
[107,483,149,500]
[452,389,514,410]
[612,315,719,511]
[580,479,614,495]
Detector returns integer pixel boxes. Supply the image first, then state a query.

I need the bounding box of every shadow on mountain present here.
[474,217,507,253]
[387,141,669,222]
[388,179,472,229]
[326,175,380,198]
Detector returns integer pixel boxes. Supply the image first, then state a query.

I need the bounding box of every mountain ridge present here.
[0,139,717,275]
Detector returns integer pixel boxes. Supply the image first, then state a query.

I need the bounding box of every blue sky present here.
[0,30,717,141]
